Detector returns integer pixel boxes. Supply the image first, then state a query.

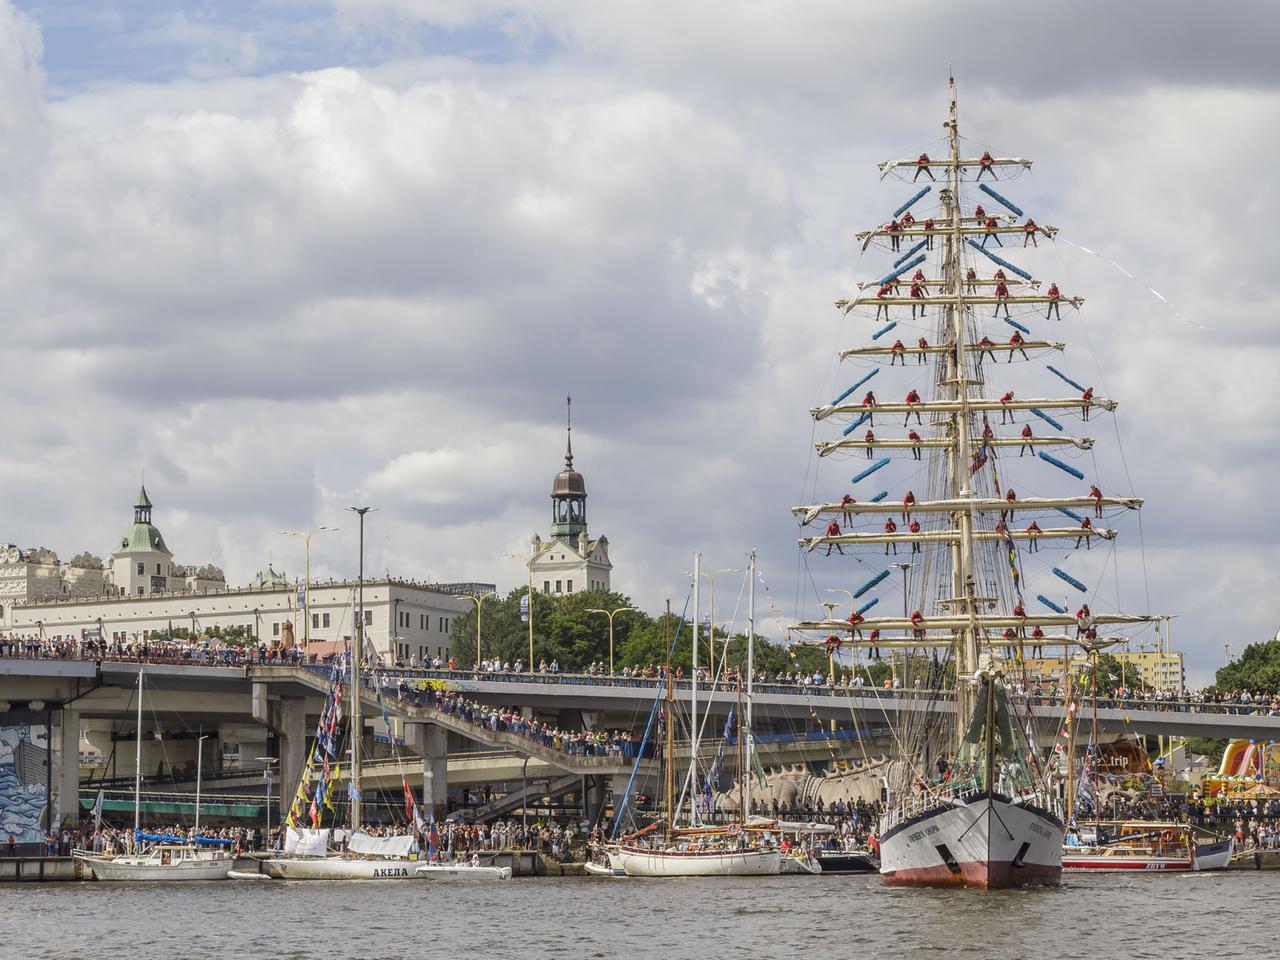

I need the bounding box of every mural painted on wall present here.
[0,723,49,843]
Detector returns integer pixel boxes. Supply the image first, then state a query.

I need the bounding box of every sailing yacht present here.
[77,670,234,881]
[788,76,1160,889]
[256,513,424,881]
[611,562,782,878]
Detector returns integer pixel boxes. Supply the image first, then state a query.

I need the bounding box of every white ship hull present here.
[879,793,1063,889]
[613,845,781,877]
[79,854,233,882]
[258,856,421,880]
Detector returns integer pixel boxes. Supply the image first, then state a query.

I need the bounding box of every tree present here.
[1081,652,1147,696]
[1214,639,1280,694]
[449,588,653,670]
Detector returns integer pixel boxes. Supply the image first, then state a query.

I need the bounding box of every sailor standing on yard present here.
[965,267,978,293]
[1081,386,1094,420]
[908,429,923,460]
[890,338,906,365]
[824,520,844,556]
[1009,330,1028,361]
[883,517,899,555]
[1075,516,1093,549]
[875,283,893,320]
[864,428,876,459]
[1019,423,1034,456]
[1045,282,1063,319]
[993,279,1011,317]
[916,336,929,364]
[1023,218,1039,247]
[977,150,996,180]
[903,388,923,426]
[914,153,934,181]
[910,278,927,318]
[981,216,1002,247]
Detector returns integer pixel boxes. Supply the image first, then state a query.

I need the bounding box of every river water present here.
[0,871,1270,960]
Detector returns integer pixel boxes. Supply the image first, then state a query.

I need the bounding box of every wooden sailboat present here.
[611,581,782,878]
[77,670,234,881]
[789,75,1163,890]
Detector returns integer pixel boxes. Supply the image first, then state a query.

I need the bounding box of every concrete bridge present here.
[3,656,1277,828]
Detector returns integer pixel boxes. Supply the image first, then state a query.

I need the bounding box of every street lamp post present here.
[586,606,634,675]
[890,562,915,685]
[461,592,496,668]
[500,553,536,671]
[279,526,338,652]
[256,756,279,851]
[699,568,738,680]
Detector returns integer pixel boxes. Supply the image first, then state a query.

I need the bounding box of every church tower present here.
[530,397,612,596]
[110,485,174,596]
[550,397,587,539]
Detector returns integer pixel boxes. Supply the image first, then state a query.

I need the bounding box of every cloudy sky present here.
[2,1,1275,684]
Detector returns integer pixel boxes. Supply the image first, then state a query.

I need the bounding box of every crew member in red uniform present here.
[1081,386,1094,421]
[1045,281,1063,320]
[974,203,986,220]
[883,517,898,555]
[1019,422,1034,457]
[909,278,926,318]
[1030,625,1046,658]
[1009,330,1028,362]
[889,338,906,366]
[981,216,1002,248]
[875,283,893,321]
[1075,603,1093,638]
[902,490,917,519]
[978,335,997,364]
[910,609,926,640]
[1013,599,1027,619]
[862,391,877,426]
[994,268,1007,282]
[907,428,923,460]
[824,520,844,555]
[999,389,1015,424]
[847,609,865,641]
[887,217,902,253]
[904,388,923,426]
[840,493,856,525]
[1075,515,1093,549]
[965,267,978,294]
[993,278,1011,317]
[923,217,935,249]
[1026,520,1042,551]
[908,518,922,554]
[1089,483,1104,517]
[867,628,882,660]
[977,150,996,180]
[914,153,934,182]
[916,336,929,364]
[901,211,916,230]
[864,428,876,459]
[1023,217,1039,247]
[1001,627,1018,657]
[1002,488,1017,522]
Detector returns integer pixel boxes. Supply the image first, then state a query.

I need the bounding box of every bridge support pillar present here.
[271,699,306,817]
[406,723,448,820]
[583,775,606,827]
[56,707,80,828]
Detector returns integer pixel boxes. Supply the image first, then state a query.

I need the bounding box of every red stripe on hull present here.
[883,859,1061,889]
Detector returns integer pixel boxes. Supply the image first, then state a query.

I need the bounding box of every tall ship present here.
[789,76,1158,889]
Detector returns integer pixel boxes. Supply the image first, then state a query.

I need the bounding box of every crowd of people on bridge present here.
[375,675,643,761]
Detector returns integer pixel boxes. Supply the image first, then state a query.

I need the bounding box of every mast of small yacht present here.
[690,552,700,826]
[744,549,756,819]
[133,669,143,840]
[349,505,372,832]
[664,600,675,837]
[944,74,980,731]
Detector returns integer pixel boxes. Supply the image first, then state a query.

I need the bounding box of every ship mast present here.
[943,74,980,731]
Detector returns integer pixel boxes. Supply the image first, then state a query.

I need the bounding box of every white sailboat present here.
[256,509,424,881]
[78,671,233,881]
[613,569,782,878]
